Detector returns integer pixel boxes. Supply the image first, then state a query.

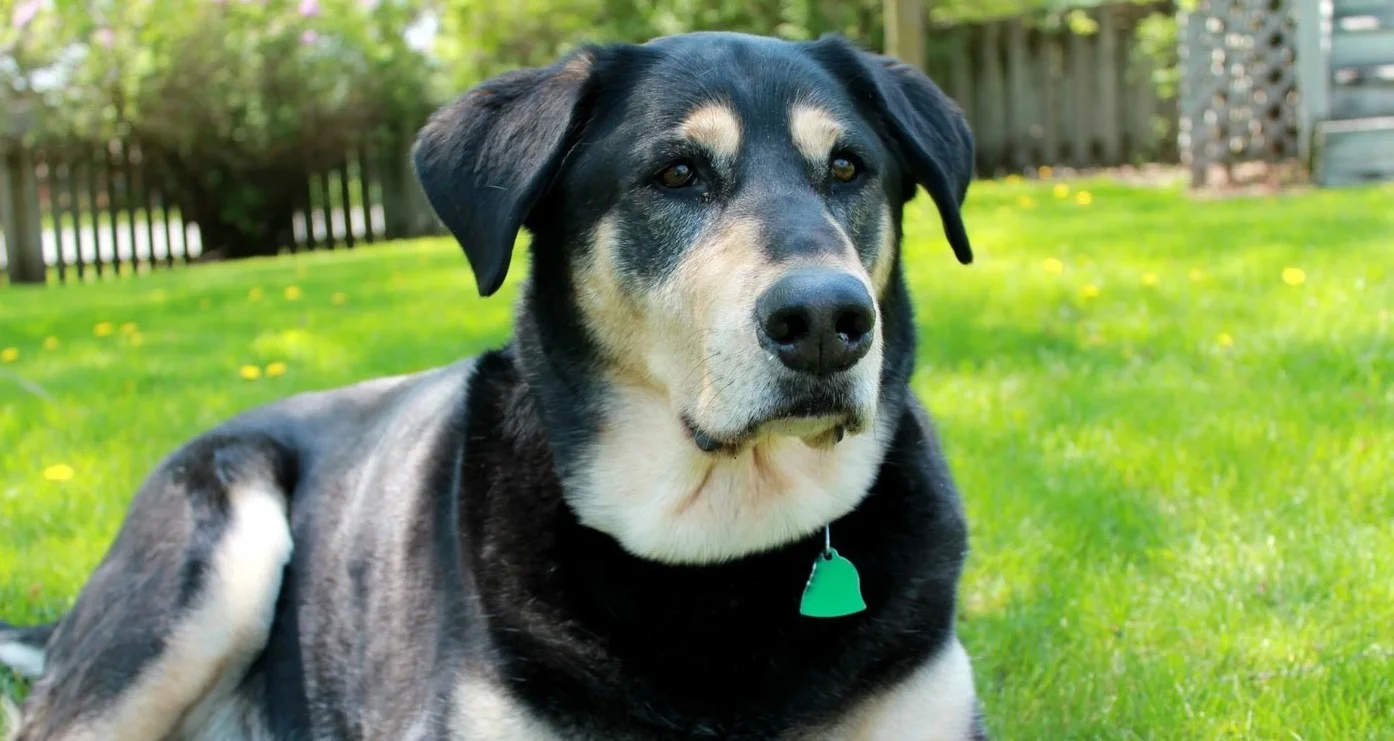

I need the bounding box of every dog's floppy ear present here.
[413,51,596,296]
[805,36,975,265]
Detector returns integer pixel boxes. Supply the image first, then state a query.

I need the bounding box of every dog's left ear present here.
[805,37,975,265]
[412,51,596,296]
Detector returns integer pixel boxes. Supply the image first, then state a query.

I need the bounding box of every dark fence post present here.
[1097,6,1123,165]
[1069,23,1094,167]
[357,142,377,243]
[86,144,106,276]
[338,160,355,248]
[381,128,413,240]
[63,155,87,280]
[102,141,123,275]
[299,174,317,251]
[2,144,46,284]
[318,169,337,248]
[1005,19,1031,171]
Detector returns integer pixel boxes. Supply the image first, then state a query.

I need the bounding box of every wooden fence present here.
[1,137,443,286]
[923,1,1178,176]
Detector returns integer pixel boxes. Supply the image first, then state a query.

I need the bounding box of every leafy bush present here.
[5,0,434,257]
[434,0,885,91]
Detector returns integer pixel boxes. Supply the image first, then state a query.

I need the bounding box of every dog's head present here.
[416,32,973,563]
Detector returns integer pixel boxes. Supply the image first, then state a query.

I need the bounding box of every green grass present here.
[3,177,1392,738]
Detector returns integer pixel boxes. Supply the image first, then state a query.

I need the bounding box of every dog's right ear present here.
[413,51,596,297]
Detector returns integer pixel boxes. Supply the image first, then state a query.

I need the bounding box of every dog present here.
[1,31,985,740]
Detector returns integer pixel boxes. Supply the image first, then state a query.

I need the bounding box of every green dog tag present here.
[799,547,867,618]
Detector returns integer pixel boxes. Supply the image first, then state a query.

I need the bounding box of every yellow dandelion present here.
[1282,267,1306,286]
[1074,191,1093,206]
[43,464,75,482]
[1005,174,1024,184]
[1188,268,1206,282]
[129,333,145,347]
[1042,258,1064,274]
[1080,284,1101,299]
[331,292,348,306]
[284,285,304,301]
[1016,196,1037,209]
[1142,272,1159,286]
[1038,165,1054,179]
[1053,183,1070,199]
[43,336,60,350]
[1,347,18,363]
[248,287,265,301]
[94,321,114,337]
[1217,332,1234,348]
[265,361,288,377]
[240,364,263,380]
[120,322,138,336]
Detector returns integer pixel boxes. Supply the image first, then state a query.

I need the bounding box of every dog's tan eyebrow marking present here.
[790,103,846,164]
[679,103,743,161]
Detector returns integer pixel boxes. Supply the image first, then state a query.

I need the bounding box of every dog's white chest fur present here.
[450,638,978,741]
[799,638,980,741]
[570,383,891,565]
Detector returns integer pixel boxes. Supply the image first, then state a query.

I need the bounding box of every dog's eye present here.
[659,162,697,188]
[830,154,859,182]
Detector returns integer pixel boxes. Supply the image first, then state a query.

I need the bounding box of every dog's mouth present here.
[682,397,864,455]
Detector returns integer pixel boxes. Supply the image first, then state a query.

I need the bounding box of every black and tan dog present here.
[1,31,986,740]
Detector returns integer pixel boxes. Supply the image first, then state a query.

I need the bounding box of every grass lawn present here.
[3,176,1392,738]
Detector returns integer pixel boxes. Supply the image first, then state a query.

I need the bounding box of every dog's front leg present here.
[5,434,293,741]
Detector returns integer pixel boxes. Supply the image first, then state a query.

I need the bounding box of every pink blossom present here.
[300,30,319,45]
[298,0,320,17]
[12,0,41,29]
[93,28,116,48]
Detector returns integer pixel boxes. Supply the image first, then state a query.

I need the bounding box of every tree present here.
[432,0,1175,93]
[5,0,435,258]
[434,0,885,92]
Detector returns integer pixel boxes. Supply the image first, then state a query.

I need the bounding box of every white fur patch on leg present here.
[0,641,45,680]
[813,637,979,741]
[65,483,292,741]
[182,679,277,741]
[3,694,22,741]
[451,672,564,741]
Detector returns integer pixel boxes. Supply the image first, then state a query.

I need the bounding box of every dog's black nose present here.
[756,269,876,376]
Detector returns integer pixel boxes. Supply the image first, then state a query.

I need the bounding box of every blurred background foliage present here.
[1,0,1178,255]
[3,0,435,256]
[433,0,1177,91]
[3,0,1181,138]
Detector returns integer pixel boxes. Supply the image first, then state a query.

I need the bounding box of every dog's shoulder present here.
[232,353,515,736]
[214,355,486,452]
